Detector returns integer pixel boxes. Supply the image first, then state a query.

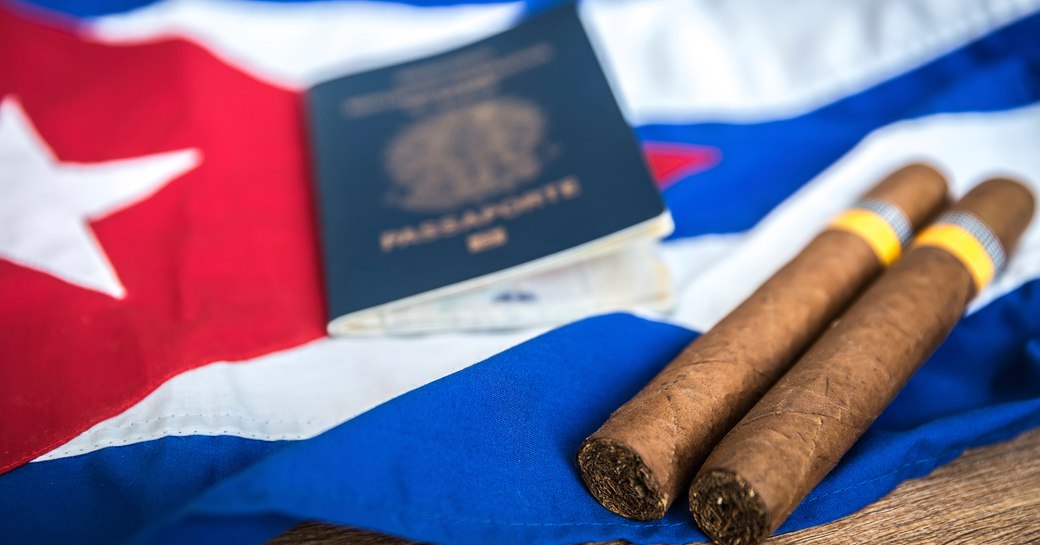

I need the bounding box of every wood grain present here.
[765,427,1040,545]
[268,428,1040,545]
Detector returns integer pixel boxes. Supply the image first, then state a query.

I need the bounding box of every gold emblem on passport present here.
[384,97,549,213]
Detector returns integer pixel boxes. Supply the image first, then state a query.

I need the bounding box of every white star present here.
[0,96,201,298]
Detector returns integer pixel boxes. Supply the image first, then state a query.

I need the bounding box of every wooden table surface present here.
[270,427,1040,545]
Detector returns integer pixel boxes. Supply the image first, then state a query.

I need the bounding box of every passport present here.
[306,4,672,334]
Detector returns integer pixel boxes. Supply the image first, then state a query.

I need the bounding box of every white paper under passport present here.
[331,242,672,335]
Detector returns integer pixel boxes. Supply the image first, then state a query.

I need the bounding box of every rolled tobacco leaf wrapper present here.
[689,178,1036,545]
[577,165,949,520]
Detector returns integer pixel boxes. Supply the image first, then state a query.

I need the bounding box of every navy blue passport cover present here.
[306,5,667,325]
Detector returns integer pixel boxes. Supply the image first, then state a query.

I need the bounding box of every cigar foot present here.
[577,437,666,520]
[690,469,770,545]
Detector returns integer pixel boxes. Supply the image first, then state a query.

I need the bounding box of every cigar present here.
[577,165,949,520]
[688,178,1036,545]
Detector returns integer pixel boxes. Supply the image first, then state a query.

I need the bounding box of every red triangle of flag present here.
[643,143,721,189]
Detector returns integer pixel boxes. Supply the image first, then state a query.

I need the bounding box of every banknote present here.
[333,241,672,335]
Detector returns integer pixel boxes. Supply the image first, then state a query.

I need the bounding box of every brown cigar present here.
[577,165,949,520]
[688,178,1036,545]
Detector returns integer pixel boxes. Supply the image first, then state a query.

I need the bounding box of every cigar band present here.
[828,198,912,266]
[913,211,1006,290]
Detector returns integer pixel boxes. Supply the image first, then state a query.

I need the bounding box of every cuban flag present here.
[2,0,1040,544]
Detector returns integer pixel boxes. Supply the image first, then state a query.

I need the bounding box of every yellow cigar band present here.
[829,209,904,266]
[913,224,996,290]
